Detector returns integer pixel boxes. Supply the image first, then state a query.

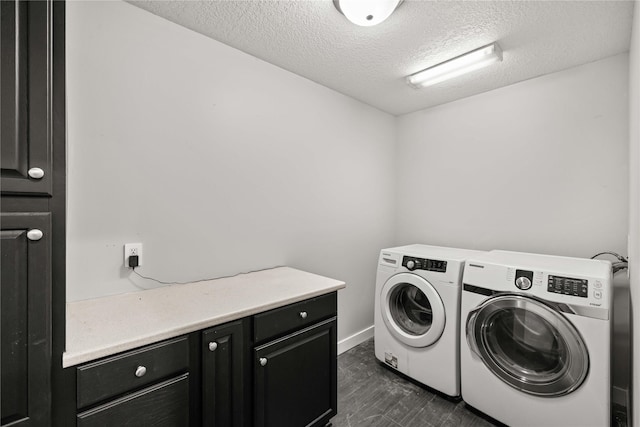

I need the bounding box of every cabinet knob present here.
[135,366,147,378]
[28,167,45,179]
[208,341,218,352]
[27,229,43,241]
[259,357,268,367]
[299,311,308,319]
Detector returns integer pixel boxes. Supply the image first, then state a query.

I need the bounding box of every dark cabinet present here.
[76,375,190,427]
[254,319,337,427]
[1,1,53,195]
[253,294,337,427]
[253,293,337,343]
[0,212,52,426]
[1,0,64,425]
[68,293,339,427]
[76,337,190,410]
[75,338,191,427]
[202,320,246,427]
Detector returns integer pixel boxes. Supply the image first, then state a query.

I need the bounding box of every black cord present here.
[131,265,286,286]
[590,251,628,262]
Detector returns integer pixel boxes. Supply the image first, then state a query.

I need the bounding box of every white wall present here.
[629,1,639,425]
[66,1,397,344]
[396,54,629,259]
[67,0,633,372]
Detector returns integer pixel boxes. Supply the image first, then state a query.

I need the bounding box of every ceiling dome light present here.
[333,0,403,27]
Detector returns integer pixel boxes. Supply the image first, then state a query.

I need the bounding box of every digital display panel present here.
[425,259,447,272]
[547,275,588,298]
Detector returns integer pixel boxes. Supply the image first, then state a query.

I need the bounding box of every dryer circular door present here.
[466,294,589,397]
[380,273,446,348]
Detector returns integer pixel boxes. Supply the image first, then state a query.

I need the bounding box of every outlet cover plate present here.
[124,243,143,268]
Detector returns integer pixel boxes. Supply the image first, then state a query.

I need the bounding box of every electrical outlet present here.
[124,243,143,268]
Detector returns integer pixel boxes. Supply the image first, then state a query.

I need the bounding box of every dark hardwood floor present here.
[333,338,498,427]
[333,338,629,427]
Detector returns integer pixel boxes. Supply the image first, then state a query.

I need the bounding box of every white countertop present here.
[64,267,345,367]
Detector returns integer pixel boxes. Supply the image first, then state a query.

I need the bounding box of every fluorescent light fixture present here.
[407,43,503,88]
[333,0,403,27]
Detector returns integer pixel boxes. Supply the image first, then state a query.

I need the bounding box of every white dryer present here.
[374,244,484,397]
[460,250,612,426]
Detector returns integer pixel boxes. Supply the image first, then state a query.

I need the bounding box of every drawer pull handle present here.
[28,167,45,179]
[208,341,218,352]
[259,357,268,367]
[299,311,308,319]
[135,366,147,378]
[27,229,43,241]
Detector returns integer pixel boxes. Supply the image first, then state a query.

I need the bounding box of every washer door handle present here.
[465,307,482,358]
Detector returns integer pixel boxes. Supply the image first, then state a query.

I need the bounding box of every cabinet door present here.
[254,318,337,427]
[202,320,245,427]
[1,212,51,426]
[1,1,52,195]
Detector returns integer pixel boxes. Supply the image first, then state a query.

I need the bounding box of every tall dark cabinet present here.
[1,213,51,426]
[1,1,65,425]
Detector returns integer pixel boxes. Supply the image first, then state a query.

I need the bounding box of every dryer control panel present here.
[504,266,602,303]
[402,256,447,273]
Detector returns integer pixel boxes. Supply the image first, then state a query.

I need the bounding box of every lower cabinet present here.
[254,318,337,427]
[252,292,338,427]
[76,375,190,427]
[202,320,245,427]
[75,337,190,427]
[69,291,338,427]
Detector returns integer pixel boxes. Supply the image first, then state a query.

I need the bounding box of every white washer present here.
[460,250,612,426]
[374,244,485,397]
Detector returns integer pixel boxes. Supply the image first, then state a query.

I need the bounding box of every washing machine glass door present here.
[380,273,445,348]
[466,294,588,397]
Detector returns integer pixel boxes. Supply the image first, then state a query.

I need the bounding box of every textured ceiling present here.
[128,0,635,115]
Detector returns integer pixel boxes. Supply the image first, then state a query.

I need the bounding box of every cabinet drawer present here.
[77,336,189,409]
[77,374,189,427]
[254,292,336,343]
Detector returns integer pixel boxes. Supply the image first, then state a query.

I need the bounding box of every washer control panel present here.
[547,275,589,298]
[402,256,447,273]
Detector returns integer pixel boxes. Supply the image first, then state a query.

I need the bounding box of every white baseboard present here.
[612,385,628,406]
[337,325,374,355]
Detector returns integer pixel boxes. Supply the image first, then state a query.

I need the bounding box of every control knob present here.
[406,260,416,270]
[515,276,532,290]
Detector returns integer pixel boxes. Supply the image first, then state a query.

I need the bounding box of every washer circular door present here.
[466,294,589,397]
[380,273,446,348]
